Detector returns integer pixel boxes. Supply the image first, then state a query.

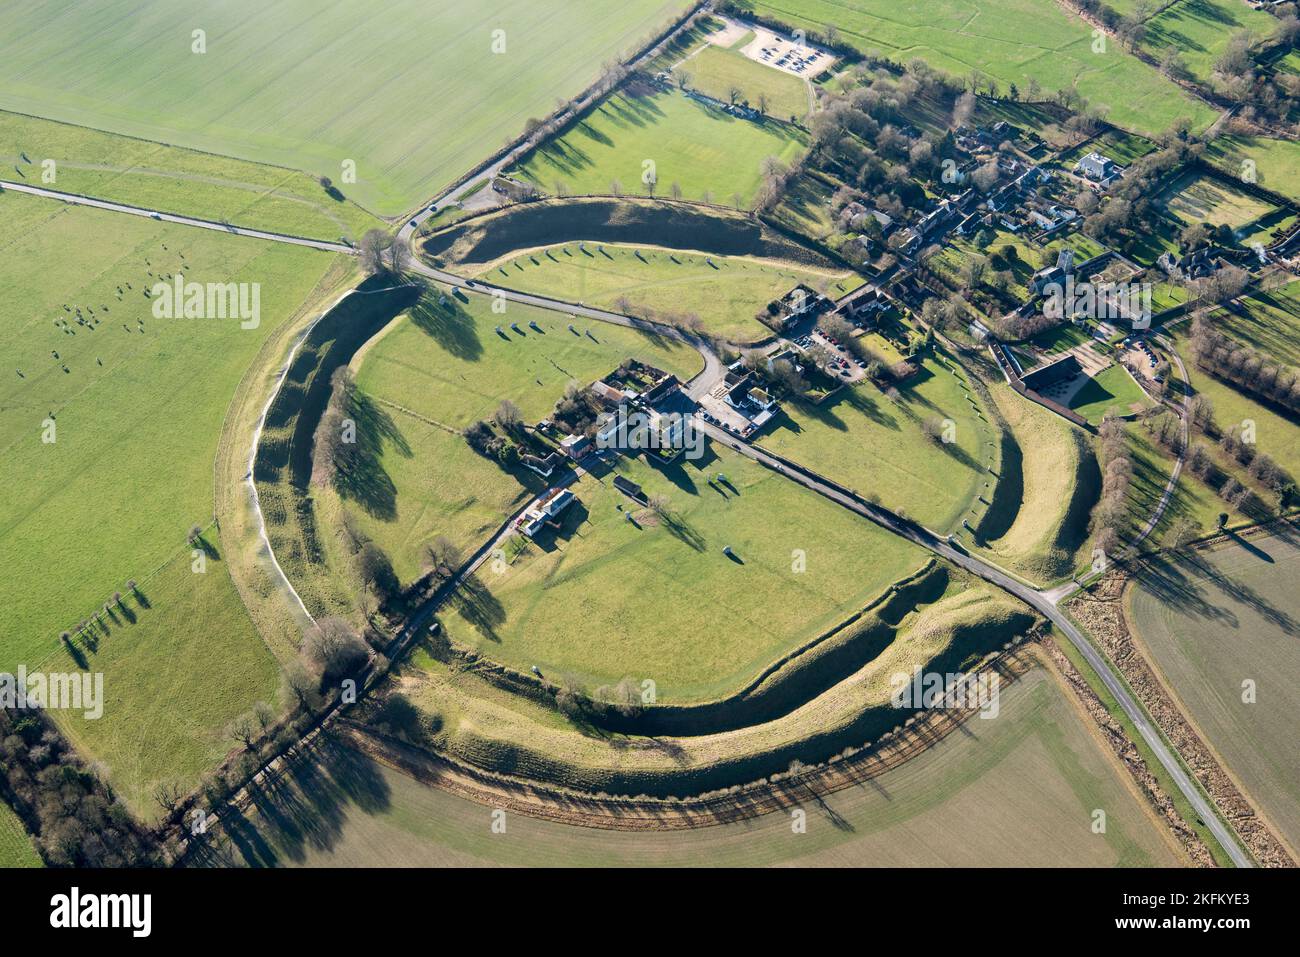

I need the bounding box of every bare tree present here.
[305,617,369,681]
[356,542,398,599]
[252,700,276,734]
[384,237,411,275]
[952,90,976,128]
[285,661,321,714]
[360,229,390,275]
[152,780,185,815]
[227,714,259,751]
[423,535,463,581]
[494,398,523,433]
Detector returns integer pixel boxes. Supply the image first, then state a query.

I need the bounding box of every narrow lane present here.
[696,421,1252,867]
[0,179,352,252]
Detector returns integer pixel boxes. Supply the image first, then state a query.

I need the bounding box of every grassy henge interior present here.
[469,241,862,342]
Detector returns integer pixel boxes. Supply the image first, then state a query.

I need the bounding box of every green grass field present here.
[470,242,860,342]
[750,0,1216,137]
[0,0,688,216]
[436,441,928,701]
[1125,426,1244,547]
[676,44,811,122]
[1207,136,1300,206]
[1212,282,1300,368]
[1158,169,1285,239]
[1068,363,1151,423]
[0,191,334,813]
[202,664,1182,867]
[771,169,840,240]
[757,352,997,532]
[402,581,1035,789]
[511,86,807,205]
[1131,167,1298,260]
[0,111,384,242]
[1140,0,1278,86]
[1128,531,1300,855]
[0,800,40,868]
[54,548,281,818]
[339,288,705,583]
[1171,328,1300,487]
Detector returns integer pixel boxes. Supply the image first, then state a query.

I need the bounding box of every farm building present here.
[521,450,565,478]
[613,475,646,504]
[1021,353,1082,392]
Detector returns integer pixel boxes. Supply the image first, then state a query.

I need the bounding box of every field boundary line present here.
[0,179,352,252]
[1069,573,1291,865]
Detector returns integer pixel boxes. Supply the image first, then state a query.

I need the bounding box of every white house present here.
[517,487,576,537]
[1075,152,1119,183]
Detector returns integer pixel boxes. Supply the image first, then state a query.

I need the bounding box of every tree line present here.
[1189,313,1300,416]
[0,704,156,866]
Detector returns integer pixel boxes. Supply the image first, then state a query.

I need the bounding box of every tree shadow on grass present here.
[644,455,701,496]
[333,391,410,521]
[190,733,392,868]
[659,507,707,553]
[449,572,507,642]
[1136,555,1239,627]
[408,294,483,362]
[794,384,899,435]
[531,138,594,177]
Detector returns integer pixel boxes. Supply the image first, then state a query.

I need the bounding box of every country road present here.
[0,179,353,252]
[407,259,725,399]
[1130,336,1191,550]
[393,0,710,243]
[694,420,1253,868]
[2,71,1250,866]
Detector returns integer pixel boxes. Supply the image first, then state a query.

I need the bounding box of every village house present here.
[516,487,577,538]
[1075,151,1121,184]
[769,283,832,331]
[835,285,889,328]
[1029,204,1076,233]
[725,378,779,431]
[560,433,591,460]
[521,450,565,478]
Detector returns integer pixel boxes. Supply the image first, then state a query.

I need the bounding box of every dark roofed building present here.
[1021,353,1081,392]
[613,475,645,503]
